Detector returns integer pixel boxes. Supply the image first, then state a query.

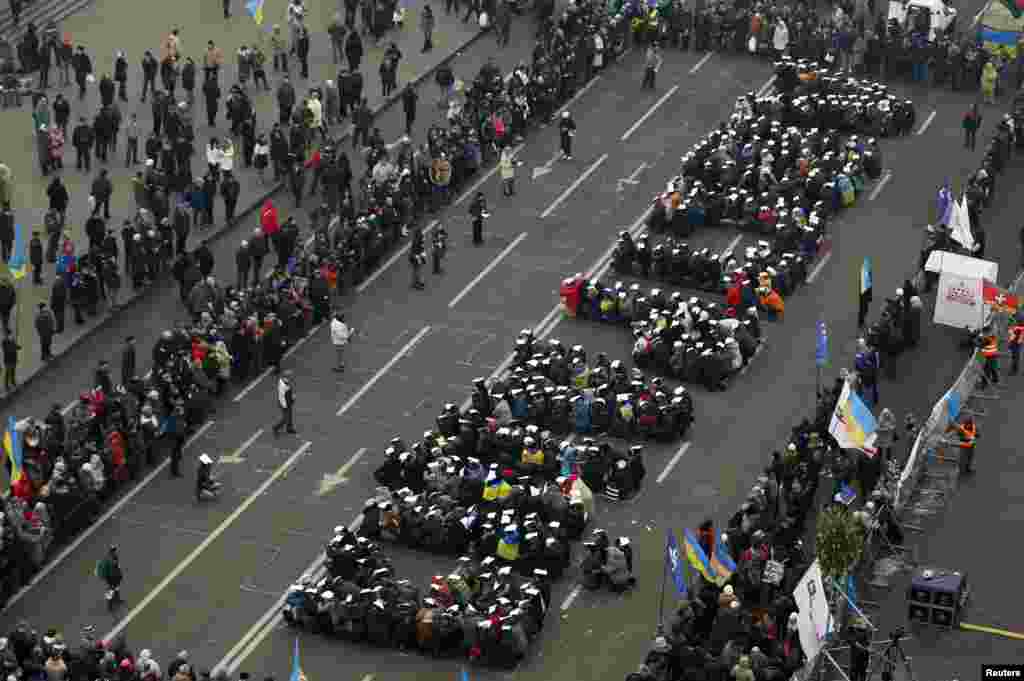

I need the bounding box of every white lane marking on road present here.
[756,74,777,97]
[561,584,583,611]
[459,203,655,412]
[540,154,609,218]
[621,85,680,142]
[806,251,833,284]
[869,171,892,201]
[233,323,323,403]
[554,75,602,118]
[916,110,937,136]
[656,442,691,484]
[316,447,367,495]
[214,551,328,676]
[356,220,440,293]
[103,440,314,641]
[449,233,529,308]
[0,419,215,613]
[219,429,264,464]
[724,234,744,254]
[359,675,375,681]
[336,326,431,416]
[689,53,713,74]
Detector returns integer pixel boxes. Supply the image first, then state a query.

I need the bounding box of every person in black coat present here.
[141,50,158,101]
[99,73,115,107]
[52,93,71,134]
[182,57,197,104]
[50,276,67,333]
[0,282,14,336]
[344,30,363,71]
[29,231,44,285]
[72,116,94,171]
[0,206,13,263]
[203,78,221,127]
[114,52,129,101]
[401,83,417,135]
[195,239,215,278]
[221,171,240,222]
[121,335,136,383]
[71,46,93,99]
[296,27,311,79]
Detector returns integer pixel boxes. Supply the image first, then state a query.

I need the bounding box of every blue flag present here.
[838,482,857,506]
[289,638,305,681]
[937,180,953,226]
[8,224,27,279]
[946,389,961,422]
[665,529,688,597]
[860,257,872,298]
[815,319,828,368]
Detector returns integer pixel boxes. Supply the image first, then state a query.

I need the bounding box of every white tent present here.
[925,251,998,330]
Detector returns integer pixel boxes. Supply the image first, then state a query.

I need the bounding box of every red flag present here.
[983,280,1019,314]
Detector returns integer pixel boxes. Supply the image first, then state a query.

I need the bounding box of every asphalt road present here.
[4,20,1024,681]
[0,0,482,396]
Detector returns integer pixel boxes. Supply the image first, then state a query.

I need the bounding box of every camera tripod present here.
[869,630,915,681]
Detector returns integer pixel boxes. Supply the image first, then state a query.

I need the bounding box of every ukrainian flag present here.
[245,0,265,25]
[289,638,306,681]
[710,534,737,585]
[682,528,715,583]
[4,416,24,487]
[8,224,27,280]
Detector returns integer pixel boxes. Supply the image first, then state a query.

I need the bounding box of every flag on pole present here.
[3,416,24,487]
[983,279,1019,314]
[828,380,879,456]
[245,0,265,25]
[460,669,470,681]
[859,257,872,304]
[936,180,954,226]
[8,224,27,280]
[949,196,975,252]
[710,534,737,585]
[815,319,828,368]
[682,528,715,584]
[289,638,306,681]
[665,529,688,597]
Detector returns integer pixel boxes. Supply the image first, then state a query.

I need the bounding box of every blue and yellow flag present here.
[289,638,306,681]
[828,381,879,456]
[710,534,736,585]
[682,529,714,583]
[245,0,265,25]
[4,416,24,487]
[8,224,27,280]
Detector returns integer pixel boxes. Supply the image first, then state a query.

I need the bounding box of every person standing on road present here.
[345,30,363,72]
[71,45,93,100]
[272,370,297,436]
[0,280,15,336]
[221,170,240,224]
[72,116,94,172]
[250,227,268,285]
[141,50,158,101]
[29,230,44,285]
[95,545,123,609]
[2,331,20,392]
[962,103,981,151]
[499,146,515,196]
[50,275,66,334]
[0,205,13,262]
[559,111,576,160]
[203,77,222,128]
[121,335,137,383]
[331,312,352,372]
[34,303,55,362]
[235,240,251,290]
[352,98,372,149]
[91,169,113,219]
[401,83,418,135]
[421,4,435,52]
[642,43,663,90]
[410,227,426,289]
[469,191,487,245]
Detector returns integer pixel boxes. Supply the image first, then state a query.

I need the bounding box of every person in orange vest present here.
[1008,316,1024,375]
[977,325,1000,386]
[947,415,977,473]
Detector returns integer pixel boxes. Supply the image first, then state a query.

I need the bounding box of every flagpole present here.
[657,548,669,628]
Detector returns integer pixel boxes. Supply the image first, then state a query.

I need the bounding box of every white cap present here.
[199,453,214,465]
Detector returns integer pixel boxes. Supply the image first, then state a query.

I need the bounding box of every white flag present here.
[949,196,975,253]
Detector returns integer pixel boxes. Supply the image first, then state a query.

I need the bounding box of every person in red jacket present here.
[260,198,279,237]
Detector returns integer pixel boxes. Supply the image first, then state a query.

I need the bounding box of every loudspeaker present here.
[906,568,966,628]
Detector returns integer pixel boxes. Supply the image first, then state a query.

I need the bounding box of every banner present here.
[665,529,688,597]
[937,271,983,328]
[793,559,831,662]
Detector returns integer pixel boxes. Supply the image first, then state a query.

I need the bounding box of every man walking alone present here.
[272,370,297,436]
[331,312,352,372]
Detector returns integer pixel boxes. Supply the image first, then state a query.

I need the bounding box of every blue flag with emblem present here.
[815,319,828,368]
[665,529,688,597]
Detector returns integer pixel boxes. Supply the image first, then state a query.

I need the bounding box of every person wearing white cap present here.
[558,110,576,160]
[196,453,220,502]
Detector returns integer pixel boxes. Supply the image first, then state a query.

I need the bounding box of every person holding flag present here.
[1008,314,1024,375]
[858,256,872,328]
[659,529,689,626]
